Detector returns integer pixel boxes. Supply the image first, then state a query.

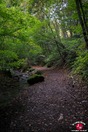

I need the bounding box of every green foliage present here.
[0,0,88,81]
[0,50,18,70]
[73,51,88,81]
[61,38,81,66]
[9,59,25,69]
[0,50,18,61]
[0,0,88,109]
[0,50,26,70]
[45,48,61,67]
[0,3,42,70]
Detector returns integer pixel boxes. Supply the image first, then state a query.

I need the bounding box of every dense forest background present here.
[0,0,88,82]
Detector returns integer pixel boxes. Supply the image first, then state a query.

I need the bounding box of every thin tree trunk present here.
[47,21,67,63]
[79,0,88,32]
[75,0,88,49]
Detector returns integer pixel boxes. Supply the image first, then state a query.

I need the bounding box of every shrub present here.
[45,51,61,67]
[0,49,26,70]
[65,49,77,67]
[0,50,18,70]
[72,50,88,82]
[9,59,25,69]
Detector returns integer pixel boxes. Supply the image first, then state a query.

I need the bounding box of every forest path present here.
[0,67,88,132]
[32,66,51,71]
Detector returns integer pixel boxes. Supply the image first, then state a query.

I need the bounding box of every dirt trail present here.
[0,67,88,132]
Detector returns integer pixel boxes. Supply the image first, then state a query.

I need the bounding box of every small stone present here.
[58,113,63,121]
[49,123,52,125]
[45,123,48,126]
[29,124,31,126]
[82,100,87,103]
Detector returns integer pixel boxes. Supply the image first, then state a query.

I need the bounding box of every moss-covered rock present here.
[27,74,44,85]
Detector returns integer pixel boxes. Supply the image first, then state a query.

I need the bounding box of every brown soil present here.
[0,67,88,132]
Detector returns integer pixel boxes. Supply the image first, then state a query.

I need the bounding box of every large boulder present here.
[27,74,44,85]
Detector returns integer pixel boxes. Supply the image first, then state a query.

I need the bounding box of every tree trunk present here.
[75,0,88,49]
